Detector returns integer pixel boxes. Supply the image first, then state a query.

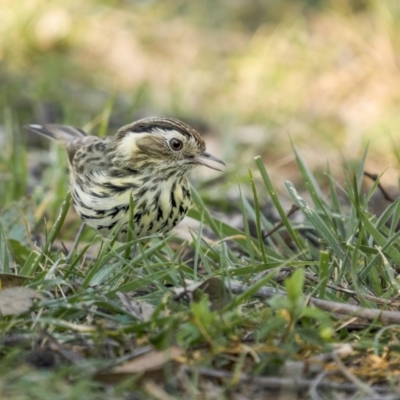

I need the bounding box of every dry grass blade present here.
[95,347,183,384]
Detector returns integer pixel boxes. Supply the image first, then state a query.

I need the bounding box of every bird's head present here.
[114,117,225,175]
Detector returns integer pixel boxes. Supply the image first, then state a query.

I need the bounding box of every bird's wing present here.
[69,136,115,178]
[25,124,111,170]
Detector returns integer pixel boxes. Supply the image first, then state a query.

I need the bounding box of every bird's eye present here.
[169,138,183,151]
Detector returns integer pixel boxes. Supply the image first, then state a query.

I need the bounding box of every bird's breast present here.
[70,172,191,240]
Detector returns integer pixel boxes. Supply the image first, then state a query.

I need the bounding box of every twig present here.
[308,371,328,400]
[182,367,392,395]
[40,330,85,365]
[363,171,396,203]
[309,297,400,324]
[305,272,400,307]
[94,345,153,374]
[262,204,300,240]
[332,352,378,397]
[229,282,400,324]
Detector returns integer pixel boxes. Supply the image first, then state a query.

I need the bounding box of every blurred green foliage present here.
[1,0,400,208]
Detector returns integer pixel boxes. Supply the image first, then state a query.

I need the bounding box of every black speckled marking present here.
[152,190,161,208]
[157,207,163,221]
[133,212,142,223]
[98,221,118,231]
[101,182,132,192]
[170,186,177,208]
[88,189,107,198]
[81,212,101,220]
[182,185,190,200]
[107,204,129,218]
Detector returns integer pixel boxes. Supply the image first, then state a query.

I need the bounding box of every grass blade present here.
[255,156,306,254]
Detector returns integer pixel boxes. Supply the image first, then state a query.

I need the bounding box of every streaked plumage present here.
[26,117,224,241]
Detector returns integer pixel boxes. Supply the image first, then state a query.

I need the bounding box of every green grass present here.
[1,114,400,398]
[3,1,400,397]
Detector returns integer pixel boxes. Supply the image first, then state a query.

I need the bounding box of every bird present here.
[26,117,225,241]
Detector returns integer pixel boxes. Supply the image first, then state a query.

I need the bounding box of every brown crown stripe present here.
[117,118,202,142]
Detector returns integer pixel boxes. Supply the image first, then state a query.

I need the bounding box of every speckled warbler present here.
[26,117,225,241]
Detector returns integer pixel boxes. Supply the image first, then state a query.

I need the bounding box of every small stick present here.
[229,282,400,324]
[363,171,396,203]
[305,272,400,307]
[332,352,378,397]
[181,366,391,395]
[263,204,300,241]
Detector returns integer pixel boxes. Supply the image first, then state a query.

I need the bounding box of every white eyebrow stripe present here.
[148,128,185,137]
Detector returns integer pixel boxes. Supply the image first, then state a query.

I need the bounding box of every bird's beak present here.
[195,151,226,171]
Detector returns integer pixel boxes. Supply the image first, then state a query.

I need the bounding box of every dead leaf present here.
[174,277,231,310]
[143,380,176,400]
[0,273,31,289]
[95,346,183,384]
[117,292,155,321]
[195,277,232,310]
[0,287,44,316]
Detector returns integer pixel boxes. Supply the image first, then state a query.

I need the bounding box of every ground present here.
[1,1,400,399]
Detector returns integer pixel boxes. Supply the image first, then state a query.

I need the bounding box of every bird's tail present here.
[25,124,87,144]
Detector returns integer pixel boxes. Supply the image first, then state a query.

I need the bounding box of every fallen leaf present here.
[0,273,31,289]
[174,277,231,310]
[195,277,232,310]
[143,380,177,400]
[95,346,183,384]
[117,292,155,321]
[0,287,44,316]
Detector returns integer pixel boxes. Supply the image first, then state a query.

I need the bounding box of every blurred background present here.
[1,0,400,226]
